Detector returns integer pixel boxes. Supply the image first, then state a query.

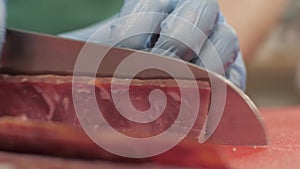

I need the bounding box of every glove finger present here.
[108,0,174,50]
[151,0,219,61]
[225,53,247,91]
[192,23,239,74]
[191,20,246,90]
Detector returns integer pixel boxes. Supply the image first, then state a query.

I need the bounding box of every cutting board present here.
[222,107,300,168]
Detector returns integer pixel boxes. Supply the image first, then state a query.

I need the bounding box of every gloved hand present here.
[60,0,246,90]
[0,0,6,56]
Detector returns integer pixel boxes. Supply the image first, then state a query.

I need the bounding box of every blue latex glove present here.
[0,0,6,56]
[61,0,246,90]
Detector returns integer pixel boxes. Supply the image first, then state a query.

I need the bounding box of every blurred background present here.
[246,0,300,107]
[5,0,300,107]
[6,0,123,34]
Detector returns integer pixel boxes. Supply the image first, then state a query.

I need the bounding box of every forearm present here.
[219,0,289,60]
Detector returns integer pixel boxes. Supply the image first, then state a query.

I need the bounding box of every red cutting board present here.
[222,107,300,169]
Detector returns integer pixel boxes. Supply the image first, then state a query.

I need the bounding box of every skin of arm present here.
[219,0,289,60]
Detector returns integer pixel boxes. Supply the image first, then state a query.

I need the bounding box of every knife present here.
[0,29,267,146]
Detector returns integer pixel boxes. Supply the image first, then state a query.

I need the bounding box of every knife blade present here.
[0,29,267,146]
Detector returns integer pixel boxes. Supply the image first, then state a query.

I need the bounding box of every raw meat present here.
[0,151,192,169]
[0,118,227,169]
[0,74,210,137]
[0,74,222,168]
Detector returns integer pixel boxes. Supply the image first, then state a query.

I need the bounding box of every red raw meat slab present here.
[0,74,227,168]
[0,74,210,137]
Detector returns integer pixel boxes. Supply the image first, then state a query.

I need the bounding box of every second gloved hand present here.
[61,0,246,90]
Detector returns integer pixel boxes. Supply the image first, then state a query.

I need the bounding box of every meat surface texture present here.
[0,74,224,168]
[0,75,210,136]
[0,151,191,169]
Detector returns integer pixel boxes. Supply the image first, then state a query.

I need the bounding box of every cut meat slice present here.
[0,74,223,168]
[0,118,227,169]
[0,117,116,160]
[0,151,193,169]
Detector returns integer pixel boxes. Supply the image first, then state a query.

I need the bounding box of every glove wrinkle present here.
[151,0,219,62]
[59,0,247,90]
[109,0,175,50]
